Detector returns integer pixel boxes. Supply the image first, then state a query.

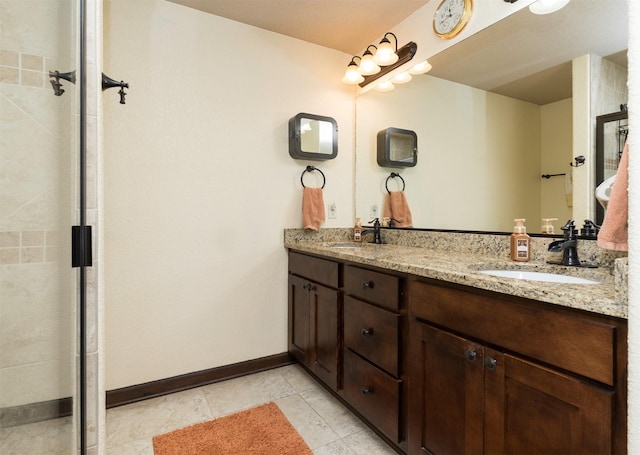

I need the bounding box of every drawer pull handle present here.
[464,349,477,363]
[361,328,374,337]
[485,357,497,371]
[361,280,374,289]
[302,283,315,291]
[360,387,373,396]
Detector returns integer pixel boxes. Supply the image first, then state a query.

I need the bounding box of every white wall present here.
[103,0,354,389]
[355,75,541,232]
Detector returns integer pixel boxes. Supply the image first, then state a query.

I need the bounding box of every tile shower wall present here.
[0,30,74,413]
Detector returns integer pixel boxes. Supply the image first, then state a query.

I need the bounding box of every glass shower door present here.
[0,0,81,453]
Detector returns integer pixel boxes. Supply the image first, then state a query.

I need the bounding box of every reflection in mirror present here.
[377,127,417,168]
[355,0,627,233]
[595,110,628,225]
[289,113,338,161]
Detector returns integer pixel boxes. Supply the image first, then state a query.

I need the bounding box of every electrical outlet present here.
[370,203,379,218]
[328,202,337,219]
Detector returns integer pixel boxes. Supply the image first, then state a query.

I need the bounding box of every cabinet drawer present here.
[409,280,617,386]
[344,349,401,443]
[344,265,399,311]
[344,296,399,376]
[289,251,339,288]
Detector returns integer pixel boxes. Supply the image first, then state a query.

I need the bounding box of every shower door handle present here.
[72,225,93,267]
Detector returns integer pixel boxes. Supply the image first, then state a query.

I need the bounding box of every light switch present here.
[370,203,379,218]
[328,202,337,219]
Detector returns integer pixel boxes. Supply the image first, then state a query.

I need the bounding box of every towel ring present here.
[301,165,326,189]
[385,172,405,193]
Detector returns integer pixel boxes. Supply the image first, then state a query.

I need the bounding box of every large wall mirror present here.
[355,0,628,234]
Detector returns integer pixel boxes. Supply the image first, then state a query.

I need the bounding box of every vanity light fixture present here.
[359,45,381,76]
[374,32,399,65]
[342,34,417,88]
[529,0,570,15]
[359,41,418,88]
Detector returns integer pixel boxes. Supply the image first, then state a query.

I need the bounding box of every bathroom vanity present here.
[285,229,627,455]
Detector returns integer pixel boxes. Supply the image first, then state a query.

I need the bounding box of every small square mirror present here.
[289,113,338,161]
[377,127,417,168]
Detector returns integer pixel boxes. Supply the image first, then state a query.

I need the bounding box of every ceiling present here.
[167,0,628,105]
[426,0,628,105]
[167,0,429,55]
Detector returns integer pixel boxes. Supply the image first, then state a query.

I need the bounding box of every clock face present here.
[433,0,473,40]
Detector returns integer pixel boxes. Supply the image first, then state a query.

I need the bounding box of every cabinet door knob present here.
[485,357,497,371]
[361,280,374,289]
[361,328,374,337]
[360,387,373,396]
[464,349,477,363]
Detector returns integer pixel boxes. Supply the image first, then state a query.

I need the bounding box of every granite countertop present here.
[284,230,627,319]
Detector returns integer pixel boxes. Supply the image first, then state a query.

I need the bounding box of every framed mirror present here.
[288,113,338,161]
[377,127,417,168]
[595,109,628,225]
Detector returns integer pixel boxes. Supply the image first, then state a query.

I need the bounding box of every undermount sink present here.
[479,270,601,284]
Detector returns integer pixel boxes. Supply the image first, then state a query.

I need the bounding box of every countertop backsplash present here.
[284,227,627,270]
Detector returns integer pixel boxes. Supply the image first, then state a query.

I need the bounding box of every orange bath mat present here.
[152,402,312,455]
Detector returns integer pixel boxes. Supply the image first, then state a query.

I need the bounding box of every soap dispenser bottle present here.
[354,218,362,242]
[541,218,558,234]
[510,218,530,262]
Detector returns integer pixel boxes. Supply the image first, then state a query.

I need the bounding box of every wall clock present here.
[433,0,473,40]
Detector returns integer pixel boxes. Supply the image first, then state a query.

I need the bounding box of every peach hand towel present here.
[302,187,325,231]
[598,142,629,251]
[383,191,413,228]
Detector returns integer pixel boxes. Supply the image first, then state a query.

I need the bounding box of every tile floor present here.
[106,364,399,455]
[0,416,74,455]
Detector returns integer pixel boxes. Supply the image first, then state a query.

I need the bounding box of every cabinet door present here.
[409,323,484,455]
[309,282,341,390]
[288,274,310,365]
[485,354,613,455]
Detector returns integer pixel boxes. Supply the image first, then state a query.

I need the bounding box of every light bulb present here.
[374,41,398,66]
[375,80,395,92]
[408,60,432,75]
[342,63,364,85]
[359,52,381,76]
[393,72,412,84]
[341,60,364,84]
[529,0,570,15]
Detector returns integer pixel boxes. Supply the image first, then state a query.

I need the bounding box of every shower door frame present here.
[77,0,89,453]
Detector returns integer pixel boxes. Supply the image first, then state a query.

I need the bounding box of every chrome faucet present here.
[547,220,596,268]
[362,218,382,244]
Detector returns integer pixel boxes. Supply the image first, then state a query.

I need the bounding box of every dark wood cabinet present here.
[343,264,404,446]
[287,249,627,455]
[408,279,627,455]
[288,252,341,390]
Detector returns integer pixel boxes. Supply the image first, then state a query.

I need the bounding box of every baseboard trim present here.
[0,397,73,428]
[106,352,294,409]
